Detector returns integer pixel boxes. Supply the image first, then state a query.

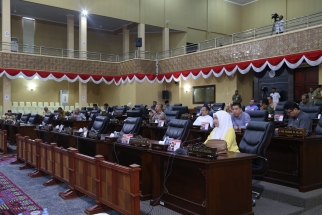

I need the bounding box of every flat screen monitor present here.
[193,85,216,104]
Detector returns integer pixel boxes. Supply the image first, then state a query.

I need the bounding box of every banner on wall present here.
[0,50,321,85]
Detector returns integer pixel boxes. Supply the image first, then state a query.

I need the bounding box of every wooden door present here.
[294,66,318,102]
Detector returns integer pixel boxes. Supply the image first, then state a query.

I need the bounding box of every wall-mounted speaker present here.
[162,90,169,99]
[174,81,179,85]
[135,38,142,47]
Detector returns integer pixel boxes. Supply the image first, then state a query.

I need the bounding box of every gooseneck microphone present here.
[175,137,202,155]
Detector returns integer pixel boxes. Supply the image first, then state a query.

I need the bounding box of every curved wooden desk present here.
[149,150,256,215]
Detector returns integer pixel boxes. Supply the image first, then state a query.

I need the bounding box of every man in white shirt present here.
[270,87,281,104]
[193,106,213,128]
[275,15,284,34]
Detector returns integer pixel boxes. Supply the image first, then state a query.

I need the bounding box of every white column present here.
[2,0,11,52]
[138,23,145,58]
[162,27,169,58]
[138,23,145,51]
[79,82,87,108]
[67,15,74,58]
[2,76,11,114]
[123,25,129,54]
[79,14,87,59]
[162,28,169,51]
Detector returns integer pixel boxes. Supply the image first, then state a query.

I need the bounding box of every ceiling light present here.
[82,9,88,16]
[23,17,35,21]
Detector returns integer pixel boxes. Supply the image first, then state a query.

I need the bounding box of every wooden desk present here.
[70,135,111,160]
[146,125,167,141]
[105,140,152,200]
[236,131,322,192]
[106,123,123,134]
[51,119,90,128]
[51,131,76,149]
[149,150,256,215]
[264,135,322,192]
[189,128,211,143]
[35,128,54,144]
[10,124,37,144]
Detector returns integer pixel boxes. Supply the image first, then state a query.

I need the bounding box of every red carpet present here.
[0,155,16,165]
[0,172,43,215]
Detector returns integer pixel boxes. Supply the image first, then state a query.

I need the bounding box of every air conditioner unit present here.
[11,37,19,52]
[60,90,69,107]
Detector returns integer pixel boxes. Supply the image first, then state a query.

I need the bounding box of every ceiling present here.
[7,0,175,34]
[224,0,258,6]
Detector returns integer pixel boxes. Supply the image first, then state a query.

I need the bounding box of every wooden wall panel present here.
[254,66,292,102]
[294,66,319,101]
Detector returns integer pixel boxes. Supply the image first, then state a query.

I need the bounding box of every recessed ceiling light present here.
[82,9,88,16]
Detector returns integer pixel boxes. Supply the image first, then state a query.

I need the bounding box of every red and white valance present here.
[0,50,321,85]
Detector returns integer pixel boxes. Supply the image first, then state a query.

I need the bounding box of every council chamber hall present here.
[0,0,322,214]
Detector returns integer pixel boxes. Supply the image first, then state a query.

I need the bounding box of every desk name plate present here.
[129,137,149,147]
[278,127,307,138]
[88,131,100,139]
[187,144,218,158]
[41,125,53,131]
[180,113,191,119]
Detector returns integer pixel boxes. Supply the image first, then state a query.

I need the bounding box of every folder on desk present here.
[274,114,283,121]
[167,140,181,152]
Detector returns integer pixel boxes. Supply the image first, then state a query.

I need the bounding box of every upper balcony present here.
[0,12,321,77]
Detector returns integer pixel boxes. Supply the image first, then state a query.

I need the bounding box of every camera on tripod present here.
[271,13,279,22]
[261,86,268,92]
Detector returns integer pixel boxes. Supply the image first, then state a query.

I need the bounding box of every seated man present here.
[93,104,101,113]
[103,103,113,114]
[149,104,166,123]
[164,100,173,112]
[43,106,52,116]
[71,108,86,121]
[283,101,312,134]
[5,110,15,121]
[57,107,66,118]
[299,94,314,107]
[230,103,250,129]
[150,101,157,111]
[193,106,213,128]
[245,99,259,111]
[260,98,274,114]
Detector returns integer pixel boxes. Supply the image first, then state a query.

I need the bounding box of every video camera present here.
[261,86,268,92]
[271,13,279,22]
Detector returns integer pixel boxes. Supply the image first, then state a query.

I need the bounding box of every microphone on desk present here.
[175,137,202,155]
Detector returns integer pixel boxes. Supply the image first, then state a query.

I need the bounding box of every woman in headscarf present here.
[204,110,239,152]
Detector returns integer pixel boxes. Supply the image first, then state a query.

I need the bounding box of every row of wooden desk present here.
[4,118,322,195]
[31,122,254,215]
[34,127,256,215]
[3,118,322,215]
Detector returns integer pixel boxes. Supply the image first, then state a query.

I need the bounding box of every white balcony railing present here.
[1,11,321,62]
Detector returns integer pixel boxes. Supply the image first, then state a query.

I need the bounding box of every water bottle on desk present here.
[42,208,49,215]
[165,136,169,145]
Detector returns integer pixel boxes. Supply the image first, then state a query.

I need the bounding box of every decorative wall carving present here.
[158,25,322,74]
[0,25,321,77]
[0,52,156,76]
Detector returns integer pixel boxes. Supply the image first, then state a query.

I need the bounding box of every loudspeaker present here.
[135,38,142,47]
[162,90,169,99]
